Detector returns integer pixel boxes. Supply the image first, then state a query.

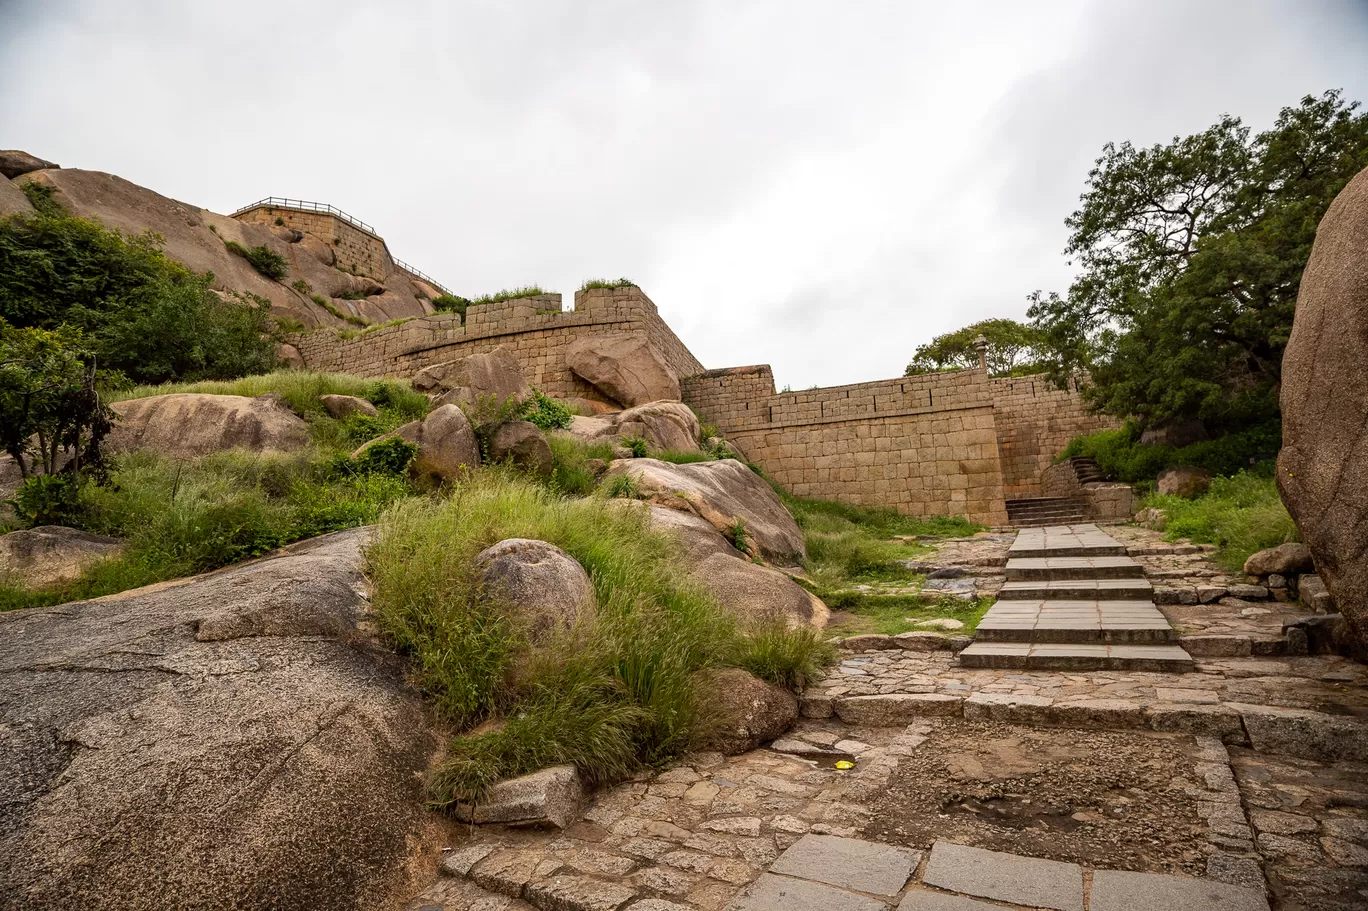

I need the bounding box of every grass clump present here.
[822,594,993,637]
[310,293,368,327]
[470,286,546,306]
[223,240,288,280]
[580,278,636,291]
[546,434,615,497]
[1141,468,1296,571]
[366,472,831,804]
[621,435,650,458]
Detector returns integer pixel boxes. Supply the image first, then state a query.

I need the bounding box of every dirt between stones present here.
[862,719,1209,875]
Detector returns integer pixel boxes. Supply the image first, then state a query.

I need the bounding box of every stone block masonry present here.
[681,366,1010,526]
[990,375,1119,498]
[235,204,393,283]
[289,286,703,408]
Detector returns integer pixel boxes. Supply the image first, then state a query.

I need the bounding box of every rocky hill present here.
[1,152,432,329]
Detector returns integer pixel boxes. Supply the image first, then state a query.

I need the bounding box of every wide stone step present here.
[957,641,1195,672]
[975,599,1175,643]
[997,578,1154,600]
[1009,524,1130,558]
[1005,556,1146,581]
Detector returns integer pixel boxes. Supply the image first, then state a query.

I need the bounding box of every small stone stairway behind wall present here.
[1004,497,1087,527]
[958,524,1195,671]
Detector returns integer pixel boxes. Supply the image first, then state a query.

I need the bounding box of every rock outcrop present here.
[642,505,827,629]
[452,765,585,829]
[1278,164,1368,650]
[0,525,123,589]
[1156,466,1212,499]
[474,538,596,640]
[1243,542,1315,578]
[0,177,33,217]
[566,333,680,407]
[12,168,430,328]
[360,404,479,483]
[415,346,531,408]
[320,394,378,419]
[0,149,58,179]
[488,421,553,475]
[109,393,312,457]
[560,401,703,454]
[0,528,439,909]
[605,459,807,564]
[692,668,799,755]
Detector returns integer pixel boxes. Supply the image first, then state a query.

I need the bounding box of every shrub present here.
[224,240,288,280]
[0,210,279,383]
[1059,420,1282,482]
[726,517,752,553]
[366,473,831,804]
[20,181,62,216]
[622,435,650,458]
[9,474,85,526]
[431,294,472,319]
[521,389,573,431]
[1142,469,1297,571]
[579,278,635,291]
[351,436,418,475]
[290,278,312,293]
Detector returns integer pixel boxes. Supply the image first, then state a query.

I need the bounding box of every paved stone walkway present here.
[960,524,1193,671]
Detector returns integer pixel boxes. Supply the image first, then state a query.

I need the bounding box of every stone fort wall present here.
[989,374,1120,498]
[235,203,392,283]
[289,286,703,407]
[680,366,1010,526]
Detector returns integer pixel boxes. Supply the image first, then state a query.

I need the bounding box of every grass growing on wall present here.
[366,471,832,804]
[1141,469,1298,572]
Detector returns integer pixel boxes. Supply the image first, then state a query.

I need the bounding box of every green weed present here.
[1142,469,1297,571]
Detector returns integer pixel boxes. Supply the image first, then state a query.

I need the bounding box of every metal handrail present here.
[231,196,453,296]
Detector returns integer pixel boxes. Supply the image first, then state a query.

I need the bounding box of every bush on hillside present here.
[0,208,279,383]
[223,240,288,280]
[1058,420,1281,483]
[1142,469,1297,571]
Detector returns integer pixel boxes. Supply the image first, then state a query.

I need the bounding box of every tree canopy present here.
[1028,90,1368,430]
[904,318,1048,378]
[0,196,280,385]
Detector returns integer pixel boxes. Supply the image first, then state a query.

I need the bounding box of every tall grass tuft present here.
[366,471,830,805]
[108,370,428,421]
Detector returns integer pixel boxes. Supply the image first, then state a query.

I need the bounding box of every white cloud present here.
[2,0,1365,387]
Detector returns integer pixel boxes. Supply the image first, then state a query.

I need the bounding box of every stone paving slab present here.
[895,892,1006,911]
[921,842,1084,911]
[768,834,918,897]
[958,641,1195,672]
[727,873,888,911]
[1005,556,1146,581]
[1009,524,1128,558]
[977,600,1174,643]
[1089,869,1270,911]
[998,579,1154,599]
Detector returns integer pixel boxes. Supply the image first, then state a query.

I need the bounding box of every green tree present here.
[905,318,1047,377]
[0,320,114,481]
[0,204,280,384]
[1028,90,1368,429]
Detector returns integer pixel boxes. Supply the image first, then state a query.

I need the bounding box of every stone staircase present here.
[1004,496,1087,527]
[958,524,1194,672]
[1063,454,1106,484]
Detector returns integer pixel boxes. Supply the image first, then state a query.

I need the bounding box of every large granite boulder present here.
[1243,542,1314,578]
[0,150,58,179]
[0,526,123,589]
[558,401,703,454]
[0,528,438,909]
[692,668,798,755]
[566,333,680,407]
[1157,466,1212,499]
[109,393,311,457]
[604,459,807,564]
[642,505,827,629]
[320,394,378,419]
[1278,165,1368,650]
[488,421,553,475]
[414,346,530,408]
[357,404,480,483]
[474,538,596,639]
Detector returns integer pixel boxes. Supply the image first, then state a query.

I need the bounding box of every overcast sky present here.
[3,0,1366,388]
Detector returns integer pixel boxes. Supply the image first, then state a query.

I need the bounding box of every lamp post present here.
[973,334,989,372]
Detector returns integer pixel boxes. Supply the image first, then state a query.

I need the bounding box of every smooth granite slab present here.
[922,842,1083,911]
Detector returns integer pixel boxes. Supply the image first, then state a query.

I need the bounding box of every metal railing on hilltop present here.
[230,196,453,296]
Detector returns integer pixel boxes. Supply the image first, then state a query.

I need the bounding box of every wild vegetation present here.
[905,318,1048,378]
[0,192,279,383]
[1058,420,1281,484]
[580,277,636,291]
[1141,469,1297,572]
[367,470,831,804]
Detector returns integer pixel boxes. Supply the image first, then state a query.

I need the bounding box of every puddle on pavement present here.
[810,752,859,770]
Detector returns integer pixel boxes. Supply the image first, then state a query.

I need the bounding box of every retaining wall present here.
[681,366,1010,526]
[235,204,392,282]
[990,374,1120,498]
